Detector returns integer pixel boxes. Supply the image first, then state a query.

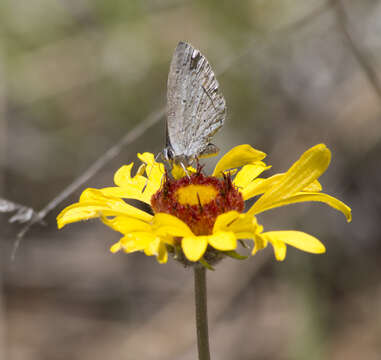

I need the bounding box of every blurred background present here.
[1,0,380,359]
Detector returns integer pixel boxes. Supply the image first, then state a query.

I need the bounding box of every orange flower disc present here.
[151,172,244,236]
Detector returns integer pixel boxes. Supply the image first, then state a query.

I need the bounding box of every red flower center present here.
[151,172,244,235]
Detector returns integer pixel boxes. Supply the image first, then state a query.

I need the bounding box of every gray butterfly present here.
[163,41,226,168]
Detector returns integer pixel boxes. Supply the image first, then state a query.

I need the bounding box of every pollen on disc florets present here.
[151,170,244,236]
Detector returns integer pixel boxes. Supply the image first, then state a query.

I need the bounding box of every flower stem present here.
[194,265,211,360]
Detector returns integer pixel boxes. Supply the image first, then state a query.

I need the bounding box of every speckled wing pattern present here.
[166,41,226,161]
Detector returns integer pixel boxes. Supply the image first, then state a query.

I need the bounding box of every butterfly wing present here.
[166,42,226,160]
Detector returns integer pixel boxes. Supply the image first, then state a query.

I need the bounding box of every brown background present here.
[1,1,380,359]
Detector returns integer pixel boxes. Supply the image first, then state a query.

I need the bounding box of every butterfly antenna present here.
[180,162,190,179]
[142,155,161,193]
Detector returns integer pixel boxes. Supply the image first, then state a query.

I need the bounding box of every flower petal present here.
[303,180,322,192]
[81,189,152,220]
[269,238,287,261]
[214,211,258,239]
[242,175,322,201]
[121,232,157,252]
[153,213,194,237]
[252,232,267,255]
[250,192,352,222]
[112,163,161,202]
[100,186,152,204]
[248,144,331,214]
[241,175,281,200]
[110,242,122,253]
[233,162,270,189]
[262,231,326,254]
[137,152,165,184]
[120,233,168,263]
[114,164,142,187]
[57,189,152,229]
[213,145,266,176]
[208,231,237,251]
[213,211,241,230]
[157,241,168,264]
[101,216,151,234]
[182,236,208,261]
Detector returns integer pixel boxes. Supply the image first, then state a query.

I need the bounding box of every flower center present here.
[151,172,244,236]
[175,184,218,206]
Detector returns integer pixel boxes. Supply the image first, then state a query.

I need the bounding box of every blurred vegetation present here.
[1,0,381,359]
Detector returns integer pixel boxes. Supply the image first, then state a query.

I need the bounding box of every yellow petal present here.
[182,236,208,261]
[101,216,151,234]
[269,238,287,261]
[242,175,322,201]
[116,230,172,262]
[144,237,160,256]
[57,189,152,229]
[262,231,326,254]
[153,213,194,237]
[213,211,241,231]
[137,152,165,183]
[57,202,98,229]
[241,176,281,200]
[207,231,237,251]
[57,201,147,229]
[233,162,270,189]
[136,164,146,176]
[110,241,122,253]
[213,145,266,177]
[250,192,352,222]
[121,232,157,252]
[214,211,258,239]
[252,233,268,255]
[82,189,152,221]
[113,163,161,201]
[304,180,322,192]
[114,164,142,187]
[143,237,169,263]
[248,144,331,214]
[137,152,156,167]
[228,214,259,239]
[157,241,168,264]
[100,186,152,204]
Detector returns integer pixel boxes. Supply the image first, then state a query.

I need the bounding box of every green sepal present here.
[224,250,248,260]
[199,258,215,271]
[173,244,182,259]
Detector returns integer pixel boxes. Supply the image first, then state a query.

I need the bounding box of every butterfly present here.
[163,41,226,169]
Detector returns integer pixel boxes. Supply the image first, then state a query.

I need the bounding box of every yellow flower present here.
[57,144,351,265]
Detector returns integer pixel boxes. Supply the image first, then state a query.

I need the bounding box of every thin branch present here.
[331,0,381,100]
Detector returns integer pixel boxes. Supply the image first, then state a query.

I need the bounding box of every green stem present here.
[194,265,211,360]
